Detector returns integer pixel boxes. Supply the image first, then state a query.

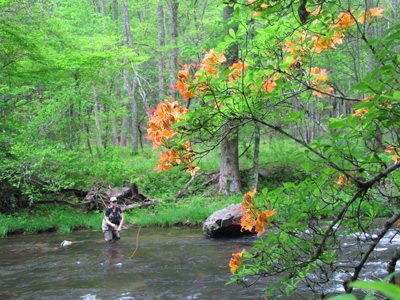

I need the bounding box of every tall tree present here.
[157,3,167,102]
[218,3,241,195]
[169,0,179,100]
[122,2,139,151]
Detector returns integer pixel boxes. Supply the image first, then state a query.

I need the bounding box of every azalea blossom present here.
[334,173,353,186]
[147,99,199,176]
[370,6,384,18]
[385,145,400,164]
[229,248,245,274]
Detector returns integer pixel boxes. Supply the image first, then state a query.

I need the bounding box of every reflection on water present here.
[0,227,399,299]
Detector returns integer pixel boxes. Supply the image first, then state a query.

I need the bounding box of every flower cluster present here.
[358,7,385,24]
[385,145,400,164]
[240,188,277,237]
[334,174,353,186]
[248,0,277,18]
[309,67,333,97]
[229,247,246,274]
[352,94,391,118]
[147,98,199,176]
[176,64,196,100]
[280,7,384,97]
[175,49,248,101]
[228,60,249,83]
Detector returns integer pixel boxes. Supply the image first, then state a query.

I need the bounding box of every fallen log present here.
[163,171,219,201]
[122,199,161,211]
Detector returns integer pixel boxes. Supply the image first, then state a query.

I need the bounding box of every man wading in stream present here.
[102,197,124,242]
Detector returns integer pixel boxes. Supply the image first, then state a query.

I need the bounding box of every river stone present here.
[202,204,251,238]
[61,240,73,247]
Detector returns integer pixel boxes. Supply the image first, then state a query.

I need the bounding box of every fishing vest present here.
[107,206,122,225]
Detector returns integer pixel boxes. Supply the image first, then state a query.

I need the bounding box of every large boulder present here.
[202,204,252,238]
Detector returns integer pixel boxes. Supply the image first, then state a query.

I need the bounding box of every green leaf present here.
[393,91,400,101]
[301,162,310,172]
[329,121,349,130]
[171,120,187,129]
[229,28,236,38]
[225,35,234,42]
[350,281,400,300]
[348,81,367,93]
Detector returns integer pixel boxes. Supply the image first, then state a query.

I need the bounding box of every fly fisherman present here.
[102,197,124,242]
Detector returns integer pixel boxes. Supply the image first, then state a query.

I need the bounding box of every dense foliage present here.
[1,0,400,298]
[146,0,400,298]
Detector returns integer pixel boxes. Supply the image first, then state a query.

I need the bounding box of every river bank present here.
[0,196,239,238]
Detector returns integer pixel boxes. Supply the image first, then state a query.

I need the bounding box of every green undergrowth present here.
[0,195,242,237]
[69,137,308,198]
[0,137,316,237]
[0,205,103,238]
[124,195,241,226]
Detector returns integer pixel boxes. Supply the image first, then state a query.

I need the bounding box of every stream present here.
[0,227,399,299]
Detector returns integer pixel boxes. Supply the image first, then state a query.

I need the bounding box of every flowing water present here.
[0,227,399,300]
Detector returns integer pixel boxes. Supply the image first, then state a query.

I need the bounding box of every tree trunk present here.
[219,126,241,195]
[120,109,129,147]
[157,4,167,102]
[252,123,260,190]
[169,0,179,100]
[122,3,139,151]
[219,3,241,195]
[111,0,120,146]
[93,83,103,150]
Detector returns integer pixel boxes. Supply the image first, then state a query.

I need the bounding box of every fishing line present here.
[129,226,141,259]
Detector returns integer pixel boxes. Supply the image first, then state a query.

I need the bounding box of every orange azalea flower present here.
[202,49,226,70]
[352,107,368,117]
[245,187,256,201]
[334,173,353,186]
[262,209,277,220]
[309,68,333,97]
[176,80,195,100]
[240,212,256,232]
[147,99,200,176]
[282,40,298,55]
[310,67,329,82]
[228,60,249,83]
[333,11,356,29]
[239,188,277,236]
[308,6,323,16]
[358,11,370,24]
[396,220,400,228]
[385,145,400,164]
[385,145,397,155]
[255,214,266,236]
[175,64,196,100]
[229,248,245,274]
[255,209,277,237]
[156,151,173,172]
[313,84,333,97]
[177,64,192,82]
[186,162,200,176]
[262,74,279,93]
[312,36,337,53]
[358,7,384,24]
[370,7,384,18]
[242,188,257,209]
